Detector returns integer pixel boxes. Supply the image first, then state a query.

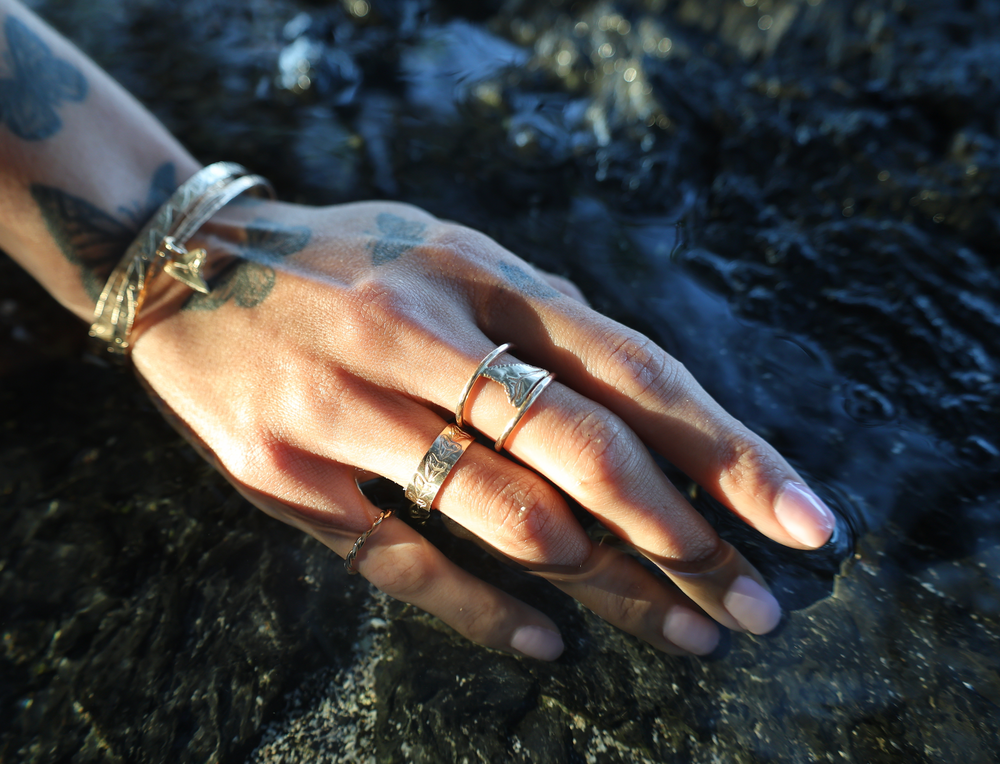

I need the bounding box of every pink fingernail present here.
[511,625,564,661]
[663,606,720,655]
[723,576,782,635]
[775,482,836,548]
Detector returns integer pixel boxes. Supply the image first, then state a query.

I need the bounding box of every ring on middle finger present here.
[456,343,556,452]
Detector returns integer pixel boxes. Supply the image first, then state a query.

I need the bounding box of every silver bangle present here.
[89,162,275,358]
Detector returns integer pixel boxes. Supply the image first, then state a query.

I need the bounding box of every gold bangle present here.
[88,162,274,359]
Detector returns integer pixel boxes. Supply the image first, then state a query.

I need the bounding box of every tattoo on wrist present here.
[183,219,311,311]
[369,213,427,266]
[31,162,177,302]
[0,16,88,141]
[496,262,559,299]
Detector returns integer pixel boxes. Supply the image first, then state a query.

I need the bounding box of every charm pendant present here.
[158,236,211,294]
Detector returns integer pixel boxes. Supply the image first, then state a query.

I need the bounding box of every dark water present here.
[2,0,999,761]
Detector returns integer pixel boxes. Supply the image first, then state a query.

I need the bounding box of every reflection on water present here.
[2,0,999,761]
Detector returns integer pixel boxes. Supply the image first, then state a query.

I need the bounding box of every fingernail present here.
[663,606,720,655]
[775,482,836,548]
[723,576,782,635]
[511,625,564,661]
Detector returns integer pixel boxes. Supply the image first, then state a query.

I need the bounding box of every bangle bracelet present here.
[89,162,275,359]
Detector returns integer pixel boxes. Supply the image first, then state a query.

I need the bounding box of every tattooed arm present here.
[0,2,200,319]
[3,0,837,661]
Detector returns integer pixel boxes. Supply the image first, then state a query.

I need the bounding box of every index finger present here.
[485,297,837,552]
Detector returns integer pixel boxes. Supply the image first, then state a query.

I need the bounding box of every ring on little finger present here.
[455,344,556,452]
[345,508,394,575]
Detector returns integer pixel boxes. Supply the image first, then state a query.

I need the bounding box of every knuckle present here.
[601,584,651,627]
[429,222,491,258]
[454,598,503,643]
[364,543,436,602]
[226,431,296,488]
[480,473,559,555]
[602,331,686,405]
[715,432,782,500]
[564,409,636,492]
[666,527,725,569]
[343,278,410,348]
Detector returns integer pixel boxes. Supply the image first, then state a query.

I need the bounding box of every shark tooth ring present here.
[456,343,556,451]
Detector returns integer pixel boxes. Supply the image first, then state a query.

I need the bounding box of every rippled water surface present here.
[2,0,999,761]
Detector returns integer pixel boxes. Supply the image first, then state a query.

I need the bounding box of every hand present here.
[131,198,836,660]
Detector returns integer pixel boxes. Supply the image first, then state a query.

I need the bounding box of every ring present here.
[345,508,393,575]
[455,343,514,427]
[456,344,555,452]
[493,371,555,452]
[404,423,475,513]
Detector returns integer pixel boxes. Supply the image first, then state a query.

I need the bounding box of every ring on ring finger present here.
[405,423,475,513]
[346,423,475,571]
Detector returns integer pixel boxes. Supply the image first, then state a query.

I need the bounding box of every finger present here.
[362,330,750,629]
[519,543,720,655]
[287,376,595,570]
[280,378,733,645]
[481,300,836,551]
[447,367,767,632]
[327,331,777,633]
[330,518,566,661]
[223,458,567,661]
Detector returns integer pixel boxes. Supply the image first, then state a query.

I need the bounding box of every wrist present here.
[88,163,274,360]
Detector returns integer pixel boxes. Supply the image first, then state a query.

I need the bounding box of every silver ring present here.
[404,423,475,512]
[455,343,514,427]
[455,344,554,449]
[494,371,555,451]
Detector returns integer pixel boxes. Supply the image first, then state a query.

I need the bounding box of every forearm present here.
[0,0,199,322]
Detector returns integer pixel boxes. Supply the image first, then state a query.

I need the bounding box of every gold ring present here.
[455,343,514,427]
[494,371,555,451]
[405,423,475,512]
[345,508,393,575]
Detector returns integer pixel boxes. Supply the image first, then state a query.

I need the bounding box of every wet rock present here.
[3,0,1000,761]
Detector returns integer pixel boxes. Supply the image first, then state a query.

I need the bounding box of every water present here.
[2,0,998,761]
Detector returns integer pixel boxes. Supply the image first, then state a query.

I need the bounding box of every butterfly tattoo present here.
[0,16,88,141]
[31,163,178,301]
[183,219,311,311]
[369,213,427,266]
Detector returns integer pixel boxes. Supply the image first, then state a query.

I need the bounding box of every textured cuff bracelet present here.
[88,162,274,359]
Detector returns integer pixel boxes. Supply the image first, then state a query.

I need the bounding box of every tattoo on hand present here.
[0,16,87,141]
[183,219,311,311]
[369,213,427,266]
[31,162,177,302]
[496,262,559,299]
